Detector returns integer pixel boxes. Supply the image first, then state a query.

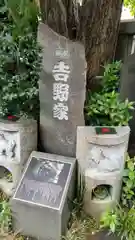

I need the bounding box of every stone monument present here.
[76,126,130,220]
[0,119,37,196]
[120,53,135,156]
[11,151,76,240]
[38,23,86,157]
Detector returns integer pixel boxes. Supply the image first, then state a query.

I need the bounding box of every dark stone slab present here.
[120,53,135,155]
[38,23,86,157]
[15,156,71,209]
[11,151,76,240]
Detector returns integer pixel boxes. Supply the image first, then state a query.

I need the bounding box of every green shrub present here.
[0,201,11,232]
[102,61,121,93]
[100,204,135,240]
[5,0,39,36]
[100,154,135,240]
[0,0,41,120]
[86,91,134,126]
[121,155,135,208]
[85,62,134,126]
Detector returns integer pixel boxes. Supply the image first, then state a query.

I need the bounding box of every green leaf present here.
[129,171,135,180]
[127,161,134,171]
[127,180,133,189]
[123,169,129,177]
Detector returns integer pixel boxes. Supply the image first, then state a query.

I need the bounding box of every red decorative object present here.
[7,115,17,120]
[101,128,110,133]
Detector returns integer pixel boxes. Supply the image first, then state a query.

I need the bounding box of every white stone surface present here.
[0,119,37,196]
[76,126,130,220]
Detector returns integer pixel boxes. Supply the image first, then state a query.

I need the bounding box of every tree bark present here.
[79,0,123,90]
[39,0,68,37]
[39,0,80,38]
[39,0,123,90]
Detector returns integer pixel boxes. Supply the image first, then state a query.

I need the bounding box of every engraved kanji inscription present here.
[52,61,70,82]
[53,83,69,102]
[53,103,68,120]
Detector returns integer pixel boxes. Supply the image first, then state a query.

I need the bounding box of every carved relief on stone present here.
[32,160,64,184]
[86,145,123,173]
[0,133,16,159]
[0,119,37,196]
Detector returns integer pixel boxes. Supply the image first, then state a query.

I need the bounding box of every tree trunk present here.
[80,0,123,90]
[39,0,79,38]
[39,0,123,90]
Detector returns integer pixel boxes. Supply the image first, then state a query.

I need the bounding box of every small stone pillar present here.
[11,151,76,240]
[0,119,37,195]
[76,126,130,220]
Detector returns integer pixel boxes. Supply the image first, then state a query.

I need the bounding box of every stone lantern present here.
[0,119,37,196]
[76,126,130,220]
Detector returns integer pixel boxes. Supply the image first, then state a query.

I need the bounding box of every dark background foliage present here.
[0,0,42,119]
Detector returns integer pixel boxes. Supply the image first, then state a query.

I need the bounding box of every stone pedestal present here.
[76,126,130,220]
[0,119,37,195]
[38,23,86,157]
[11,151,76,240]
